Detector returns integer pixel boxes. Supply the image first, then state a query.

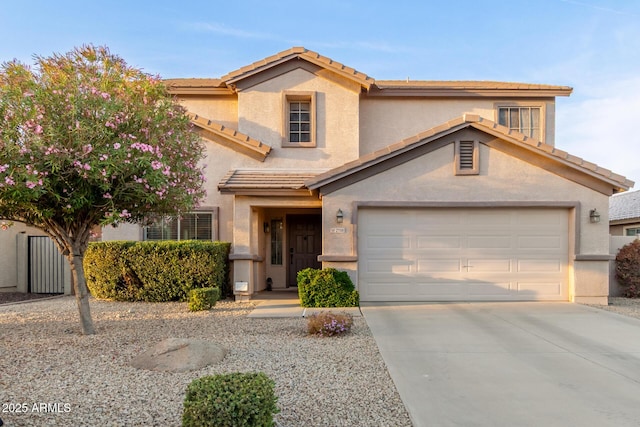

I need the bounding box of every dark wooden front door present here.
[288,215,322,287]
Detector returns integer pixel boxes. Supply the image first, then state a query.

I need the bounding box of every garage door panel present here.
[518,235,562,250]
[468,236,512,249]
[366,282,413,297]
[417,236,461,249]
[367,235,411,249]
[417,259,461,273]
[358,208,568,302]
[366,259,413,274]
[518,259,562,272]
[468,259,512,272]
[467,282,511,296]
[516,282,563,297]
[416,282,465,296]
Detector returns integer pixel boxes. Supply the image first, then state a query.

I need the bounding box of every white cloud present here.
[557,75,640,187]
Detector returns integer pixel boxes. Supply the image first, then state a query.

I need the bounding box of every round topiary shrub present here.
[182,372,279,427]
[297,268,359,308]
[615,239,640,298]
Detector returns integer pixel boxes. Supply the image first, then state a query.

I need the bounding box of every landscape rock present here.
[129,338,227,372]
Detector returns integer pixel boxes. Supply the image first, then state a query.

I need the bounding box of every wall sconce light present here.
[263,222,270,233]
[589,209,601,223]
[336,209,344,224]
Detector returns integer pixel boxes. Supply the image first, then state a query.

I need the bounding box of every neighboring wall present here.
[0,222,48,291]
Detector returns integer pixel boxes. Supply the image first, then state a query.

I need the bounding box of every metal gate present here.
[28,236,66,294]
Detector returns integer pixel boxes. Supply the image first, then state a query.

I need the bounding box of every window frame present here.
[144,208,218,241]
[494,102,545,142]
[454,139,479,175]
[624,226,640,237]
[282,91,316,148]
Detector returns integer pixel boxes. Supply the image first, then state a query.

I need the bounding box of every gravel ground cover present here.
[0,297,411,427]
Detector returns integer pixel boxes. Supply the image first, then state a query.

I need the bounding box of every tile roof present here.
[165,78,231,95]
[306,114,633,194]
[610,190,640,221]
[220,47,375,89]
[371,80,573,97]
[164,48,572,98]
[218,169,327,194]
[187,112,271,161]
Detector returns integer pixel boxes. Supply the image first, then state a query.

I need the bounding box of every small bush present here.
[182,372,279,427]
[297,268,359,307]
[616,240,640,298]
[188,287,220,312]
[307,311,353,337]
[84,241,230,302]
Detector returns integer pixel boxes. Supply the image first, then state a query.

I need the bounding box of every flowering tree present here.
[0,46,206,334]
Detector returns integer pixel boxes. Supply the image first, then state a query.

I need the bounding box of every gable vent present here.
[459,141,475,169]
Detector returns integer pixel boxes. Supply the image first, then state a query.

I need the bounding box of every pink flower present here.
[34,125,43,134]
[113,142,121,149]
[5,176,14,185]
[151,160,163,170]
[103,193,112,199]
[25,181,36,189]
[119,209,131,218]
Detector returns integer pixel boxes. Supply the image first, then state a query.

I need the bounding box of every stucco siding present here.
[0,223,48,290]
[359,98,557,154]
[178,95,238,130]
[320,141,610,302]
[237,67,361,167]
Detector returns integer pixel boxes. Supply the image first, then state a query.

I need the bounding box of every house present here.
[610,190,640,236]
[100,47,633,304]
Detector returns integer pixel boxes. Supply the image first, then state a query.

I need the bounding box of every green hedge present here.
[297,268,359,307]
[84,241,230,302]
[182,372,279,427]
[188,287,220,312]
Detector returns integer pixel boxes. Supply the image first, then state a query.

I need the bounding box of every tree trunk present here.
[67,251,95,335]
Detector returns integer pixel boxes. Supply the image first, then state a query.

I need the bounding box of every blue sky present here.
[1,0,639,187]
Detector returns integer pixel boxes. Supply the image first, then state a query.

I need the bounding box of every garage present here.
[358,207,569,302]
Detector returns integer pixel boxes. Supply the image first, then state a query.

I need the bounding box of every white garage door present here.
[358,208,568,301]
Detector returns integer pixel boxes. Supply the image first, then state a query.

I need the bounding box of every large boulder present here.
[130,338,226,372]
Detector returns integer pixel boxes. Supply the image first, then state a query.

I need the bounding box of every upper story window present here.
[283,91,316,147]
[145,212,214,241]
[497,105,542,141]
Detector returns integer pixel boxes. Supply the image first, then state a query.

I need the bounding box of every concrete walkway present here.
[247,291,361,318]
[361,302,640,427]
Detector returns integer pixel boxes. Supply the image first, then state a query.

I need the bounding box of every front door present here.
[287,215,322,287]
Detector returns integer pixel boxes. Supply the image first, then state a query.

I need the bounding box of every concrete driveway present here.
[361,302,640,427]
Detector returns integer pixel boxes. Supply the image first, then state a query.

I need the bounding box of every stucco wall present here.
[177,95,238,130]
[359,98,557,154]
[0,223,48,291]
[320,138,611,302]
[237,67,361,166]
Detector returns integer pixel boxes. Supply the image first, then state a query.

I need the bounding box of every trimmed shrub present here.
[297,268,359,308]
[84,241,230,302]
[307,311,353,337]
[616,240,640,298]
[182,372,279,427]
[188,287,220,312]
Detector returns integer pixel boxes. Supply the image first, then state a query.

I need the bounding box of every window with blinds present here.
[455,140,479,175]
[145,213,213,241]
[497,106,542,140]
